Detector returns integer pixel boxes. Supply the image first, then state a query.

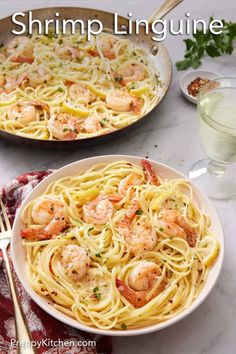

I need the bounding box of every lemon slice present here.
[0,94,16,106]
[130,86,149,96]
[63,100,89,117]
[87,84,106,99]
[198,236,220,267]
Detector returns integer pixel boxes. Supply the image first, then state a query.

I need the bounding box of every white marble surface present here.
[0,1,236,354]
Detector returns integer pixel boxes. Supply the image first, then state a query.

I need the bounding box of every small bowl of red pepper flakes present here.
[180,70,220,104]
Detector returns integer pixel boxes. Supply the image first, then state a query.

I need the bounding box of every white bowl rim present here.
[11,155,224,336]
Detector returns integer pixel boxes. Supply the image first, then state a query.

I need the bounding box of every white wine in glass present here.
[189,78,236,199]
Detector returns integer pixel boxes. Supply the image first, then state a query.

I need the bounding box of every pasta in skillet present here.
[0,31,159,140]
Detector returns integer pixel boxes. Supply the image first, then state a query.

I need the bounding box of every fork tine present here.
[0,198,11,231]
[0,209,5,232]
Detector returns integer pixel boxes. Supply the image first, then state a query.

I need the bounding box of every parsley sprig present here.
[176,18,236,70]
[93,286,101,299]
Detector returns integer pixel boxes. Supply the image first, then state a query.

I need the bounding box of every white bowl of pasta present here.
[12,155,224,336]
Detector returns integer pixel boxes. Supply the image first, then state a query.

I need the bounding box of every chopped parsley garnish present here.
[135,209,143,215]
[57,87,63,92]
[88,227,94,231]
[58,39,63,45]
[130,82,137,90]
[47,32,54,40]
[95,252,102,258]
[121,323,127,330]
[93,287,101,299]
[159,227,164,232]
[114,75,123,83]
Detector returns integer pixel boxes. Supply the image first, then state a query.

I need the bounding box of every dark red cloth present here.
[0,171,112,354]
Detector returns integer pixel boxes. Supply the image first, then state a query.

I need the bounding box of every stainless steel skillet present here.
[0,0,182,149]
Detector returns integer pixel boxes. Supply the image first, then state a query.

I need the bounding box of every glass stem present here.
[208,160,227,177]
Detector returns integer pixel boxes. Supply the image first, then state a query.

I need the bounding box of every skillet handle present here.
[148,0,183,23]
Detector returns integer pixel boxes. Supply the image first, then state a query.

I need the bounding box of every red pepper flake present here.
[187,77,210,97]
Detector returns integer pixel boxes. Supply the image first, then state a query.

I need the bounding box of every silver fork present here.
[0,198,36,354]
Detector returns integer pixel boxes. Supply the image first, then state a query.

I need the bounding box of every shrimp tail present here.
[103,52,116,60]
[14,56,34,64]
[21,228,52,240]
[177,217,197,247]
[142,159,161,186]
[187,233,197,247]
[88,49,115,60]
[116,278,146,308]
[88,49,100,57]
[107,195,122,203]
[65,80,74,86]
[131,97,143,115]
[116,278,166,308]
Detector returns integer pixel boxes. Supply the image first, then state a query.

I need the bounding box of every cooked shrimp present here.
[83,196,115,225]
[18,66,52,88]
[114,61,147,86]
[0,73,17,93]
[118,217,157,255]
[27,67,52,88]
[158,208,197,247]
[5,36,34,63]
[116,261,165,308]
[68,83,94,105]
[118,202,157,255]
[88,34,117,60]
[61,245,90,282]
[21,196,68,240]
[8,100,47,125]
[48,113,80,140]
[82,115,102,134]
[141,159,161,186]
[118,174,142,198]
[56,45,80,61]
[106,90,142,114]
[0,73,5,87]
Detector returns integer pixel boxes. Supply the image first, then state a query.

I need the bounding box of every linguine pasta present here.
[0,31,159,140]
[21,160,220,330]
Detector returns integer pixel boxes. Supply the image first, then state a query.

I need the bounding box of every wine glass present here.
[189,77,236,199]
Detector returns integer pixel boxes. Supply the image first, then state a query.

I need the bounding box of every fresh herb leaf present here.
[176,18,236,70]
[93,286,101,299]
[184,39,195,51]
[135,209,143,215]
[114,75,123,83]
[95,252,102,258]
[176,59,192,71]
[205,45,221,57]
[121,323,127,330]
[47,31,54,40]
